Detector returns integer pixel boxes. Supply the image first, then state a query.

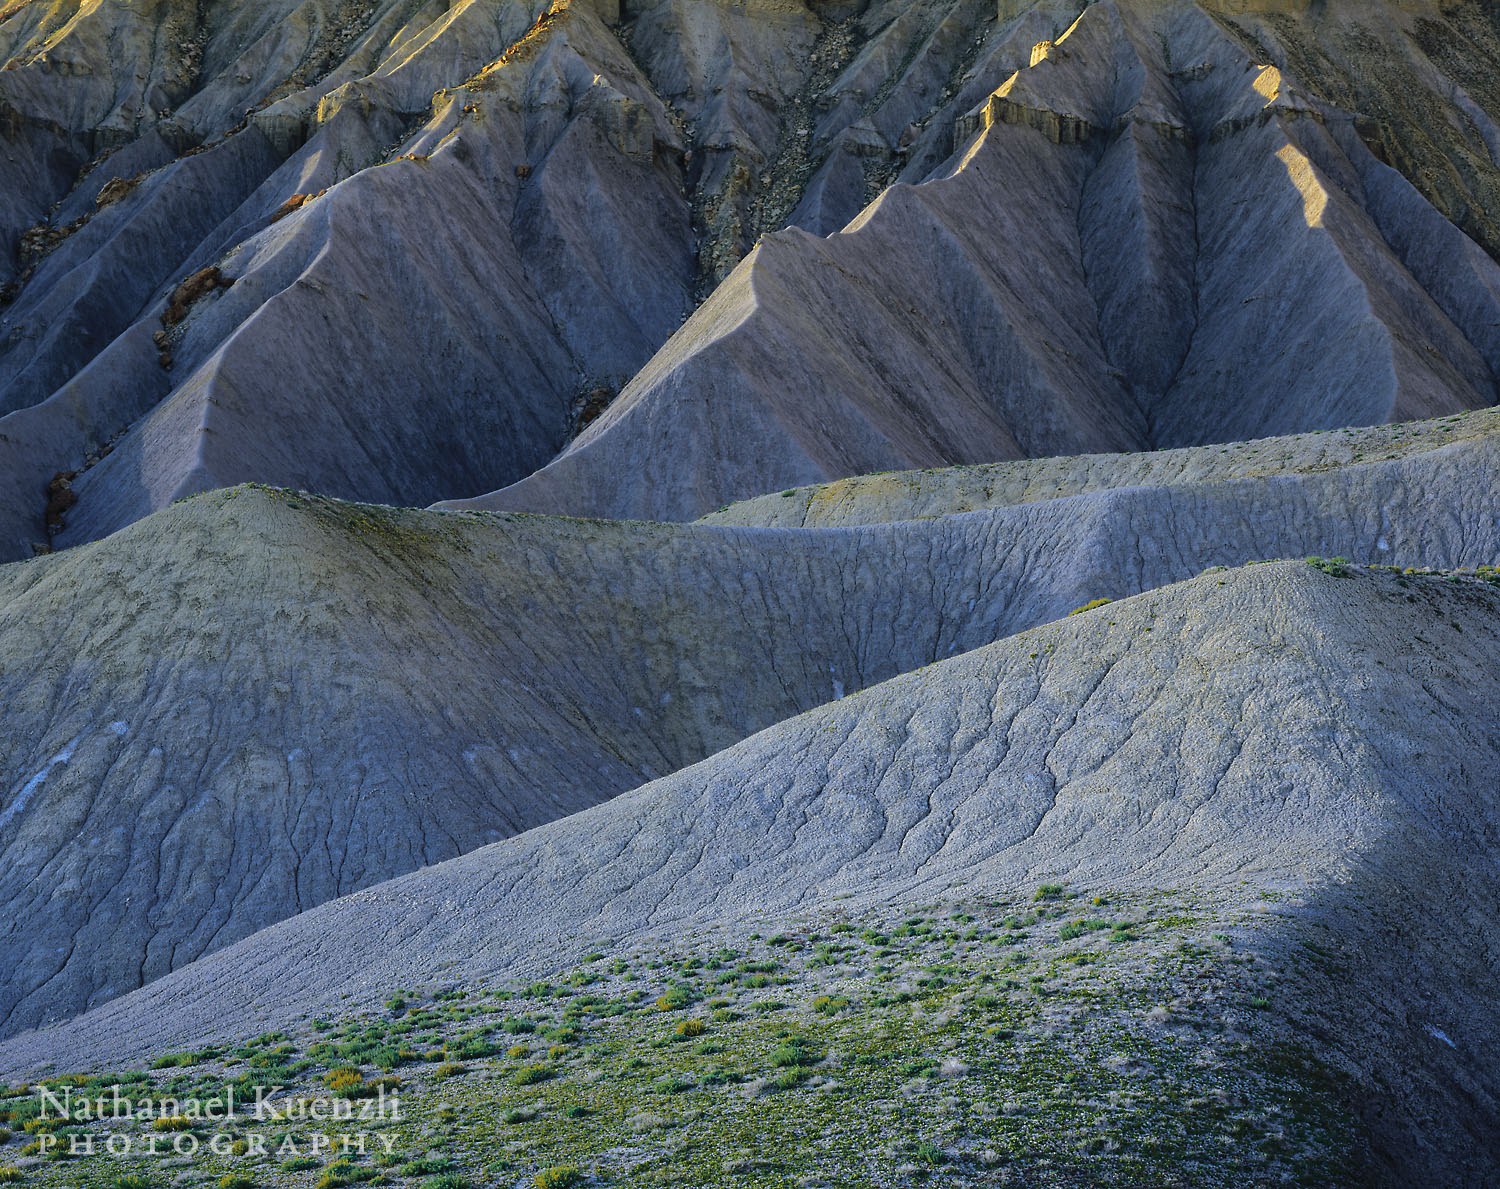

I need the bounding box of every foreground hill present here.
[3,561,1495,1186]
[0,482,1030,1039]
[2,411,1499,1040]
[0,0,1498,554]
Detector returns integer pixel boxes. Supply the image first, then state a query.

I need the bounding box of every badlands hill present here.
[0,0,1498,1186]
[1,559,1497,1186]
[0,0,1497,551]
[0,410,1497,1041]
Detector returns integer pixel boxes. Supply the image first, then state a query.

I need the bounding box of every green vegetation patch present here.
[2,892,1365,1188]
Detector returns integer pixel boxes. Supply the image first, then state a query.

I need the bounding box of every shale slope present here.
[1,0,1498,549]
[3,562,1496,1185]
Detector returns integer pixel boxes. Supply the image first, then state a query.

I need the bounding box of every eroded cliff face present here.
[0,0,1495,553]
[455,0,1500,519]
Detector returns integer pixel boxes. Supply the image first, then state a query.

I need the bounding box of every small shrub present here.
[514,1064,554,1086]
[768,1068,807,1091]
[323,1067,364,1094]
[435,1063,467,1079]
[446,1038,496,1060]
[151,1116,193,1133]
[1067,598,1112,616]
[769,1037,819,1068]
[317,1160,377,1189]
[400,1159,452,1177]
[915,1141,947,1166]
[534,1168,583,1189]
[112,1178,149,1189]
[230,1139,251,1156]
[218,1176,254,1189]
[672,1018,707,1040]
[1033,884,1065,902]
[326,1067,390,1099]
[655,987,691,1011]
[1305,556,1353,578]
